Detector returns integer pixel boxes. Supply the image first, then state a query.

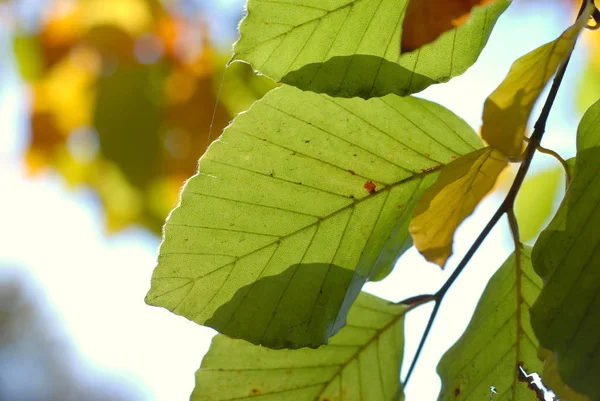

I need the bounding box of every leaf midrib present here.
[443,259,542,401]
[167,166,441,285]
[312,303,409,400]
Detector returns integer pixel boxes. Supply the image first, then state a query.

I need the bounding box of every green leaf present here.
[576,60,600,116]
[145,85,482,349]
[192,292,411,401]
[514,167,563,243]
[537,348,591,401]
[369,222,413,282]
[95,64,163,188]
[438,247,543,401]
[233,0,510,99]
[530,98,600,400]
[13,35,43,81]
[566,157,577,180]
[480,6,592,161]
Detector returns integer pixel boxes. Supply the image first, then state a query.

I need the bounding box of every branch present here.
[402,0,591,386]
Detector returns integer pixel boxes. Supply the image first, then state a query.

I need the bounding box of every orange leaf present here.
[401,0,496,52]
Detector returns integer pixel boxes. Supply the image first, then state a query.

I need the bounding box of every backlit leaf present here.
[192,292,410,401]
[438,248,543,401]
[233,0,510,98]
[145,85,482,349]
[401,0,496,52]
[530,98,600,400]
[514,167,563,243]
[537,348,591,401]
[409,147,507,268]
[94,64,163,188]
[369,221,414,282]
[577,61,600,115]
[577,27,600,114]
[481,5,592,160]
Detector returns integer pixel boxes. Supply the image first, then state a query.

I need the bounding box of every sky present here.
[0,1,591,400]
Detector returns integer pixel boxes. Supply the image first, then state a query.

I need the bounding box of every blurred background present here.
[0,0,597,400]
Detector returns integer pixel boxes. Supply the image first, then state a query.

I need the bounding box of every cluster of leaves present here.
[11,0,274,233]
[141,0,600,400]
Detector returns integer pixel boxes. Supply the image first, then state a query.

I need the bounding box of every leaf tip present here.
[423,247,451,269]
[144,290,156,306]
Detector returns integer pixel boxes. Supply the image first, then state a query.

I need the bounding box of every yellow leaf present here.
[401,0,497,52]
[33,48,99,134]
[537,348,591,401]
[481,5,593,160]
[409,147,507,268]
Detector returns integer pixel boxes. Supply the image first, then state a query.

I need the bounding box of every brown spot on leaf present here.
[397,204,404,209]
[454,388,460,397]
[364,181,376,194]
[250,388,260,396]
[424,153,430,157]
[421,165,441,173]
[451,155,458,159]
[348,169,356,175]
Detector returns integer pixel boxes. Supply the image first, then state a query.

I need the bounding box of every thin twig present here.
[403,205,505,384]
[402,0,590,386]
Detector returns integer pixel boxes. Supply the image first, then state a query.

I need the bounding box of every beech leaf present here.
[233,0,510,98]
[401,0,497,53]
[191,292,411,401]
[145,85,482,349]
[409,147,506,268]
[514,167,563,243]
[537,348,591,401]
[437,248,543,401]
[530,98,600,400]
[481,5,593,160]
